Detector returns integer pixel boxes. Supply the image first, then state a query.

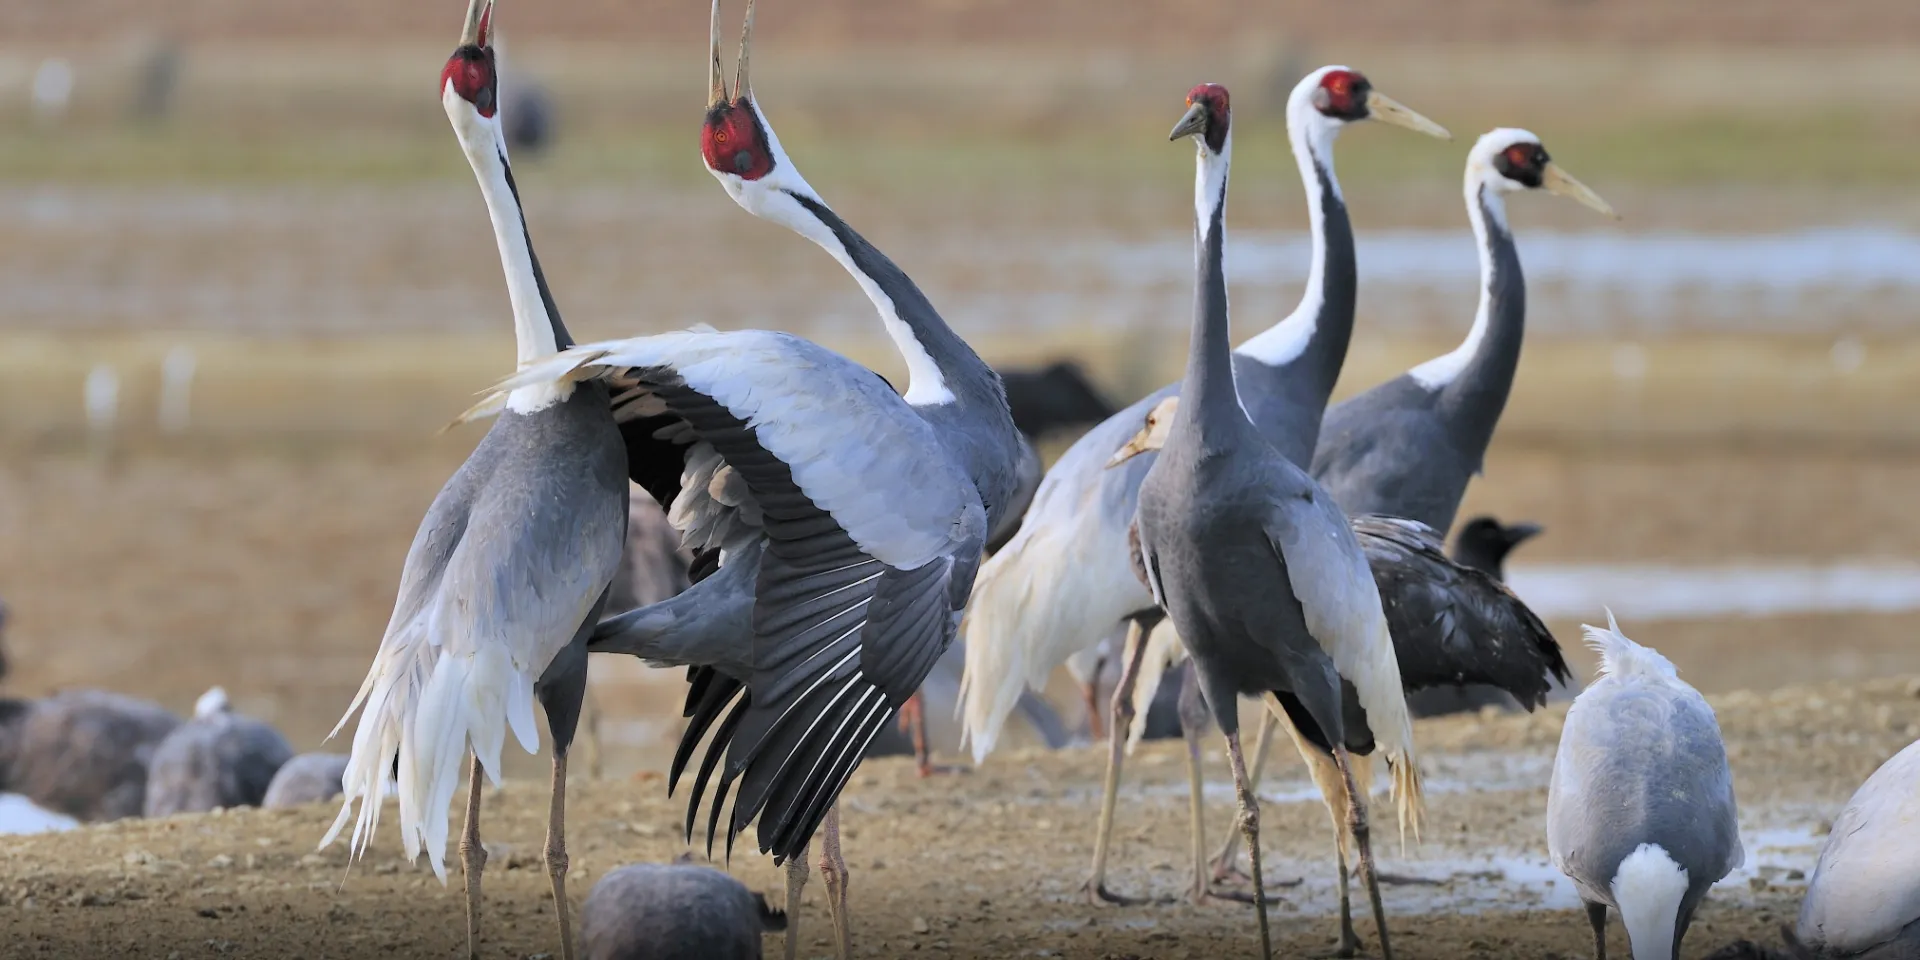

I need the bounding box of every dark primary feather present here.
[612,374,969,865]
[1352,515,1567,706]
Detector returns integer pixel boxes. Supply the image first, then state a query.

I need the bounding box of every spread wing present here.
[474,328,988,862]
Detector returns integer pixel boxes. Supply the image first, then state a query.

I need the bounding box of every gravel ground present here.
[1,676,1914,959]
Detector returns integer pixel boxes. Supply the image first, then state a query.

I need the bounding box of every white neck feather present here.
[1193,131,1232,244]
[1237,107,1341,367]
[1407,173,1509,391]
[446,86,571,413]
[722,121,954,407]
[1611,843,1689,960]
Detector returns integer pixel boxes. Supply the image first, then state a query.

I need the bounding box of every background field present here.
[0,1,1916,957]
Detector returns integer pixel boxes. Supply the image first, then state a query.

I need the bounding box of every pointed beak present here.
[1168,102,1209,142]
[1107,433,1154,468]
[734,0,756,102]
[1542,163,1618,219]
[1504,521,1544,546]
[708,0,729,106]
[460,0,494,46]
[1364,90,1450,140]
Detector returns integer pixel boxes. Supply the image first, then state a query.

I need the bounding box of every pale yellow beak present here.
[1365,90,1451,140]
[1542,162,1618,219]
[460,0,494,46]
[708,0,755,106]
[1106,397,1181,468]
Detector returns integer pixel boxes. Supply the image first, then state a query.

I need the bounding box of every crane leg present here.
[1224,727,1272,960]
[818,806,852,960]
[897,690,961,777]
[1082,617,1155,906]
[579,689,604,781]
[544,752,577,960]
[1083,651,1108,740]
[459,751,488,960]
[1271,706,1363,958]
[1177,665,1268,904]
[1210,708,1279,884]
[1333,745,1393,960]
[1585,900,1608,960]
[783,845,809,960]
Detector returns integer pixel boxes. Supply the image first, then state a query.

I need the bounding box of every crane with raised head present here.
[466,4,1023,957]
[321,5,632,958]
[1130,83,1422,958]
[955,64,1447,904]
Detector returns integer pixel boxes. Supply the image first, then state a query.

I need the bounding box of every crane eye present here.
[734,151,755,174]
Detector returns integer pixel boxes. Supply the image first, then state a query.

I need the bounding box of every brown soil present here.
[1,677,1914,960]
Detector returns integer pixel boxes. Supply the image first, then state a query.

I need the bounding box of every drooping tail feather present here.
[321,611,538,883]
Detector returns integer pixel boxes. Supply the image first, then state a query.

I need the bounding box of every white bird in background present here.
[1548,614,1742,960]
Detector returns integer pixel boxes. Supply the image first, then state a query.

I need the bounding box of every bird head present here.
[1469,129,1618,218]
[700,0,824,225]
[1289,66,1451,142]
[1106,396,1182,468]
[441,0,501,135]
[1169,83,1233,153]
[1451,516,1544,577]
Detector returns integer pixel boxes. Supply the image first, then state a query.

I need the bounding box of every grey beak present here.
[1169,102,1209,141]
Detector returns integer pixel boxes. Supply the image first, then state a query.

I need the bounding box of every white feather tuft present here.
[193,686,230,719]
[1582,609,1680,683]
[321,606,539,883]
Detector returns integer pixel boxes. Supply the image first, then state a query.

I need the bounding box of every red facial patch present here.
[701,99,775,181]
[1185,82,1231,125]
[1313,69,1368,118]
[1504,144,1544,171]
[441,47,497,118]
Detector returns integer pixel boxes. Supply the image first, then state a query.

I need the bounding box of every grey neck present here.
[1439,184,1526,454]
[1173,141,1247,457]
[1291,157,1357,397]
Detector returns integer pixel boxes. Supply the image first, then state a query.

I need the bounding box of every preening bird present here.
[580,859,787,960]
[1125,83,1422,959]
[954,64,1447,905]
[1548,614,1742,960]
[322,4,633,958]
[468,4,1023,957]
[1110,394,1567,951]
[0,688,179,823]
[144,686,293,817]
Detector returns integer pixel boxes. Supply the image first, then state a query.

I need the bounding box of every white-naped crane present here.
[462,4,1023,957]
[1131,83,1422,959]
[321,4,631,958]
[1108,394,1567,946]
[954,64,1448,904]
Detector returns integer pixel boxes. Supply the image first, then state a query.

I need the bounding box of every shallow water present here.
[1507,560,1920,620]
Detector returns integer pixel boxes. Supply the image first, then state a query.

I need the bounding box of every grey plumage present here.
[606,490,694,614]
[1128,85,1421,957]
[579,861,785,960]
[0,689,179,822]
[144,694,294,817]
[1548,615,1741,960]
[263,752,351,809]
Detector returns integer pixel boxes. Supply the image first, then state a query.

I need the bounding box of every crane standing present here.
[322,5,631,958]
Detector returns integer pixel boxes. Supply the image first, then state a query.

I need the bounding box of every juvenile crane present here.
[1549,614,1742,960]
[956,64,1446,903]
[472,4,1024,956]
[323,4,631,957]
[1132,83,1422,959]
